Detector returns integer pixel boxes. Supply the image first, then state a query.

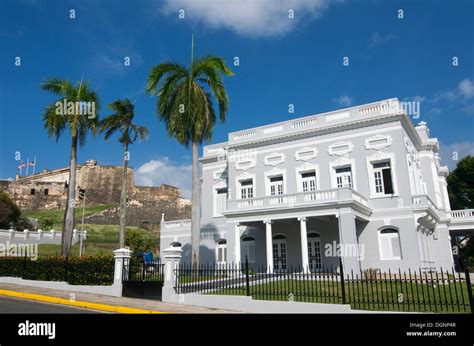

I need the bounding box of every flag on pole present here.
[28,161,35,166]
[18,161,26,175]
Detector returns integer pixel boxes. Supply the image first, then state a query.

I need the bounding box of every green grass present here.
[24,204,114,229]
[23,206,159,258]
[36,223,159,257]
[185,276,472,313]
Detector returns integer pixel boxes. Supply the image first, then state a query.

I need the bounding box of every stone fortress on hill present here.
[0,160,191,232]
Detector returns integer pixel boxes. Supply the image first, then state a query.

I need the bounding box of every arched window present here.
[378,228,401,260]
[170,242,181,248]
[216,239,227,264]
[241,236,255,263]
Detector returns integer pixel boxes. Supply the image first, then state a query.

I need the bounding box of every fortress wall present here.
[0,163,191,228]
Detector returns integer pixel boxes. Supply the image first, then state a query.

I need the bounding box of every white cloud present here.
[332,94,353,107]
[405,78,474,116]
[369,32,398,47]
[135,158,192,198]
[161,0,331,37]
[439,141,474,170]
[458,78,474,99]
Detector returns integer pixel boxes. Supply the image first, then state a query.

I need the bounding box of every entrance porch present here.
[232,209,366,274]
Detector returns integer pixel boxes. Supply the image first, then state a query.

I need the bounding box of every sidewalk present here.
[0,283,237,314]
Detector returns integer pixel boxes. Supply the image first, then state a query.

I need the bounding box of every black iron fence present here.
[123,259,164,282]
[122,259,165,300]
[174,258,474,313]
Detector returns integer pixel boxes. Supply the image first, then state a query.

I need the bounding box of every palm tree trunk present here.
[119,143,129,248]
[191,141,201,267]
[61,135,78,257]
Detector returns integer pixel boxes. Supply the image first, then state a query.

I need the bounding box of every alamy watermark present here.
[55,98,96,119]
[324,241,365,261]
[0,241,38,260]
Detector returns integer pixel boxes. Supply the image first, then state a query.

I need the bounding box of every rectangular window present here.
[301,171,317,192]
[269,176,284,196]
[30,189,35,195]
[240,179,253,199]
[372,161,394,195]
[44,189,49,196]
[335,166,352,188]
[214,188,227,215]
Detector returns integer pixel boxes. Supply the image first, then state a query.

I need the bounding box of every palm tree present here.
[100,99,149,248]
[146,39,233,266]
[41,77,100,256]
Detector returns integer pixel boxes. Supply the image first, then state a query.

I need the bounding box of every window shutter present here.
[382,168,394,194]
[391,235,401,257]
[380,236,391,259]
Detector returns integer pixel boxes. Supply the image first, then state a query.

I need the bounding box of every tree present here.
[146,36,233,266]
[41,77,100,256]
[100,99,149,248]
[447,155,474,210]
[0,190,21,229]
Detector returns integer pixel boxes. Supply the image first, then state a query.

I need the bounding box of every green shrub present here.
[0,255,114,285]
[39,218,54,231]
[0,190,21,229]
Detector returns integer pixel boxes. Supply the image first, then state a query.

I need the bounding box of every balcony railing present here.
[449,209,474,221]
[228,98,400,145]
[226,188,368,213]
[162,219,191,231]
[412,194,437,210]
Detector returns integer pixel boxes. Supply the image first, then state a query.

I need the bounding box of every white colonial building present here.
[161,98,474,273]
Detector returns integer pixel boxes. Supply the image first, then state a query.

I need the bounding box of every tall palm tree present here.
[146,40,233,266]
[41,77,100,256]
[100,99,149,248]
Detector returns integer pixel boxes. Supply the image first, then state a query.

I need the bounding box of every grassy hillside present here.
[23,206,159,257]
[23,204,114,229]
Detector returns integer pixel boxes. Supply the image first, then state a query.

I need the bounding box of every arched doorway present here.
[272,234,287,271]
[307,232,322,272]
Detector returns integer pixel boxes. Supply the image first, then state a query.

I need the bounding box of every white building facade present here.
[161,98,474,274]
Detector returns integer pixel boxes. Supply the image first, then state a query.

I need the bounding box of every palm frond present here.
[146,62,188,96]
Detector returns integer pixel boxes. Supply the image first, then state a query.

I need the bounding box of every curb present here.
[0,289,165,314]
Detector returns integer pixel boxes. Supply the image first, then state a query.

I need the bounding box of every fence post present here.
[161,246,182,303]
[464,265,474,314]
[339,257,347,304]
[245,256,250,296]
[113,248,132,286]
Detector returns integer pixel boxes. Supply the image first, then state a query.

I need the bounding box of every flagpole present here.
[33,156,36,175]
[26,156,29,176]
[19,161,23,176]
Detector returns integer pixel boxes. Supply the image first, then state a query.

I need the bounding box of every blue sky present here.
[1,0,473,197]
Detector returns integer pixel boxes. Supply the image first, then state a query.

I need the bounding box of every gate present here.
[122,259,164,300]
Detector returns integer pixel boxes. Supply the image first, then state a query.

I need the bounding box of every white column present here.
[264,220,273,273]
[161,246,183,303]
[113,248,132,286]
[337,208,361,274]
[234,222,241,264]
[299,217,309,272]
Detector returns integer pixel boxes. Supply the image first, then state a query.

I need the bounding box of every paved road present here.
[0,296,104,314]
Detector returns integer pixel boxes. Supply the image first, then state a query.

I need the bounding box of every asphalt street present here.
[0,296,104,313]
